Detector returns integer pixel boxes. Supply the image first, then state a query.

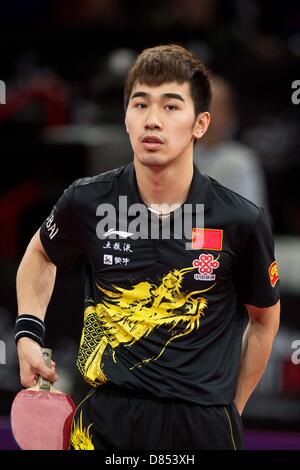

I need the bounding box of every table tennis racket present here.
[11,348,76,450]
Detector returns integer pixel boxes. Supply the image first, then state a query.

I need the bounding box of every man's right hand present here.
[17,337,58,388]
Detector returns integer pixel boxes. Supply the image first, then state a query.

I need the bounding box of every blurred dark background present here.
[0,0,300,450]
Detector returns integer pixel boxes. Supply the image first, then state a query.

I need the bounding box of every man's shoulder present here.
[208,175,261,226]
[64,165,128,208]
[73,165,126,189]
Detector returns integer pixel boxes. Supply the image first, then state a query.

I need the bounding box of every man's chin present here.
[136,154,168,168]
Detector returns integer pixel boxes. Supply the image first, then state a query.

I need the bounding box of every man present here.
[16,44,280,450]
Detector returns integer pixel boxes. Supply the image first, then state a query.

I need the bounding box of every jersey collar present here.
[123,162,212,213]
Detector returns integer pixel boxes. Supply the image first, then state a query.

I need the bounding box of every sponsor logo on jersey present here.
[192,253,220,281]
[269,261,279,287]
[192,228,223,251]
[45,211,59,240]
[103,228,134,239]
[103,254,113,265]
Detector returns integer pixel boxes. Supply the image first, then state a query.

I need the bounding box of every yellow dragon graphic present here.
[70,411,94,450]
[77,266,215,385]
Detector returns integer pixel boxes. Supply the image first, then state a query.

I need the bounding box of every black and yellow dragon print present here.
[77,266,215,385]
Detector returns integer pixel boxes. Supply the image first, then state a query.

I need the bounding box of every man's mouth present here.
[141,135,164,150]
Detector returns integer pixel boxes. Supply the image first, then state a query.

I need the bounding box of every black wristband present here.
[15,314,45,347]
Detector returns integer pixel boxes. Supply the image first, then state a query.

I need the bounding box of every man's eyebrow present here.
[130,91,148,100]
[162,93,185,102]
[130,91,185,102]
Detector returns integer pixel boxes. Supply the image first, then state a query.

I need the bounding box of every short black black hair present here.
[124,44,211,116]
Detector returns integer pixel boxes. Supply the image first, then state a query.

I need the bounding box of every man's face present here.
[125,81,203,168]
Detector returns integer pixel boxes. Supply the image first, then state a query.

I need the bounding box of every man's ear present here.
[124,116,129,133]
[193,112,210,139]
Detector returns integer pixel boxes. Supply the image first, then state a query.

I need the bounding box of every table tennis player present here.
[15,44,280,450]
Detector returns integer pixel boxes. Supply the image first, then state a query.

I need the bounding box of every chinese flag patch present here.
[269,261,279,287]
[192,228,223,251]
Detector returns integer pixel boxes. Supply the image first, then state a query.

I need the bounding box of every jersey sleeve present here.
[235,208,280,307]
[40,182,82,271]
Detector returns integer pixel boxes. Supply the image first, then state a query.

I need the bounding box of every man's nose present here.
[144,107,162,130]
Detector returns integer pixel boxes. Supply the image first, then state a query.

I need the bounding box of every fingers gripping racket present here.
[11,348,76,450]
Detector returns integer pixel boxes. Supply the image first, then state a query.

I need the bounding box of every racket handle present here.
[38,348,52,391]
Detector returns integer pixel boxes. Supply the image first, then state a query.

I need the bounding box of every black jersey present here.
[40,163,280,406]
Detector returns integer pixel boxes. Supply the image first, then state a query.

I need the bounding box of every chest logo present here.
[193,253,220,281]
[103,229,133,239]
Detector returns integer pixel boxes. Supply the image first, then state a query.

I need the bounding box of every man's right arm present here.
[16,228,58,387]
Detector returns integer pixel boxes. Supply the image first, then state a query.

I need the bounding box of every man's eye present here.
[166,105,178,111]
[135,103,146,109]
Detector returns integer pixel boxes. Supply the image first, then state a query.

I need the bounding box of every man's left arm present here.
[234,300,280,415]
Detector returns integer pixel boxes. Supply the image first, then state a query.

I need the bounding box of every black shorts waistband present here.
[96,382,226,407]
[97,383,190,403]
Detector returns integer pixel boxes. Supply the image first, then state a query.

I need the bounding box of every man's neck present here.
[134,157,194,209]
